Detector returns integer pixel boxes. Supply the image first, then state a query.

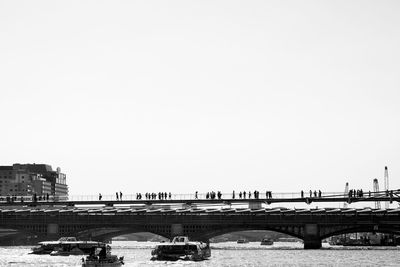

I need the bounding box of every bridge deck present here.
[1,206,399,215]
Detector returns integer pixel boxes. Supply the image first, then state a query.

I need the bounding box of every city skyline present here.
[1,1,399,196]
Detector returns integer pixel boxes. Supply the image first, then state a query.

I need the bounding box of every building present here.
[0,163,68,197]
[0,166,13,196]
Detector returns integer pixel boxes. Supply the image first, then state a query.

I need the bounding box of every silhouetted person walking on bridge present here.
[120,191,123,201]
[254,190,259,199]
[116,192,119,201]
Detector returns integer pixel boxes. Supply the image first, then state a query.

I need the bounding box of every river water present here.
[1,241,399,267]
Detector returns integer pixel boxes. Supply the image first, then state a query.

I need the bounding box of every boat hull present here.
[260,240,274,245]
[82,255,124,267]
[82,261,123,267]
[151,252,210,261]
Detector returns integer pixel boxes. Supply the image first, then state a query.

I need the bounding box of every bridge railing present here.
[0,191,347,203]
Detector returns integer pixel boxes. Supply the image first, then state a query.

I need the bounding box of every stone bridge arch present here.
[192,225,304,242]
[72,227,169,242]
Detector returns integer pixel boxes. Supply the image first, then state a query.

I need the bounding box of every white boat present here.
[30,237,104,255]
[151,236,211,261]
[82,244,124,267]
[260,238,274,245]
[237,239,249,244]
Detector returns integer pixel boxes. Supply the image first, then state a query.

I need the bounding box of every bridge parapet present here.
[0,191,354,202]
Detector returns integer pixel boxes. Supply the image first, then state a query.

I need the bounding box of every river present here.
[0,241,399,266]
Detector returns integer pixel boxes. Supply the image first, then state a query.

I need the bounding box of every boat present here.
[30,237,105,255]
[236,239,249,244]
[82,244,124,267]
[151,236,211,261]
[260,238,273,245]
[329,233,397,246]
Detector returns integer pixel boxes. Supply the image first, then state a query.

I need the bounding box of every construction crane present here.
[384,166,389,209]
[373,178,381,209]
[343,182,349,208]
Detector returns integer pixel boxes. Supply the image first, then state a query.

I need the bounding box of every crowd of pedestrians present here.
[140,192,172,200]
[235,190,264,199]
[301,190,323,198]
[0,193,57,203]
[94,188,396,202]
[349,189,363,198]
[1,195,23,203]
[96,190,276,201]
[206,191,222,200]
[97,192,173,201]
[116,191,123,201]
[202,190,268,200]
[98,192,173,201]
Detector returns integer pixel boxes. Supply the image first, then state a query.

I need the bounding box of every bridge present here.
[0,190,399,249]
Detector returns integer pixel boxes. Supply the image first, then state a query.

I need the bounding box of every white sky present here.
[0,0,399,197]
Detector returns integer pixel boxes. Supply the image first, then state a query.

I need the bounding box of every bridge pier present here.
[171,224,183,237]
[303,224,321,249]
[303,236,322,249]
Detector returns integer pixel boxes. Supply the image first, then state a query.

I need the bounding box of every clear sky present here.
[1,1,399,197]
